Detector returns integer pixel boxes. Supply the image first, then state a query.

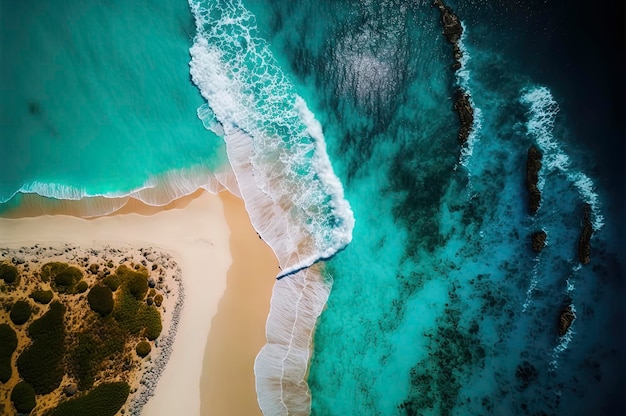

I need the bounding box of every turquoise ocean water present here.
[1,0,624,415]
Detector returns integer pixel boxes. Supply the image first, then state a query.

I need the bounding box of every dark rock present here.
[434,0,463,45]
[578,204,593,264]
[531,231,547,253]
[453,89,474,146]
[63,384,77,396]
[558,305,576,337]
[526,146,543,214]
[148,278,156,288]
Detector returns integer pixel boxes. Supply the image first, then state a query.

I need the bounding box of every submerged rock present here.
[531,230,547,253]
[526,146,542,214]
[558,305,576,337]
[578,204,593,264]
[515,360,538,390]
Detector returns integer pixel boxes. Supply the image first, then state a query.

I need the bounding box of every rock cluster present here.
[433,0,464,69]
[526,146,543,214]
[578,204,593,264]
[433,0,475,148]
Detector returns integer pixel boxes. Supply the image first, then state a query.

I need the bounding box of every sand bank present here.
[0,190,275,415]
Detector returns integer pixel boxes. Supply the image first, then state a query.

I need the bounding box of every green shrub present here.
[50,382,130,416]
[87,285,114,317]
[0,263,18,284]
[135,341,151,358]
[102,274,120,291]
[76,281,89,293]
[113,290,161,340]
[41,262,83,293]
[88,264,100,274]
[153,294,163,307]
[17,301,66,394]
[70,323,125,390]
[115,265,149,300]
[0,324,17,383]
[10,300,32,325]
[31,289,54,304]
[11,381,36,413]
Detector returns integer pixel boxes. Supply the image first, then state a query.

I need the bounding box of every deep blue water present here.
[1,0,623,415]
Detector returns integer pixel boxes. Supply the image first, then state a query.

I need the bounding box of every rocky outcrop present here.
[531,231,547,253]
[434,0,475,148]
[558,305,576,337]
[433,0,464,70]
[578,204,593,264]
[526,146,542,214]
[453,89,474,146]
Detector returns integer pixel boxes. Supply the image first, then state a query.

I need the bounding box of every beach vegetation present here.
[42,262,84,293]
[10,299,32,325]
[11,381,37,413]
[135,340,151,358]
[113,289,162,340]
[70,322,125,389]
[76,280,89,293]
[0,324,17,383]
[116,265,149,300]
[87,285,114,317]
[88,263,100,274]
[50,382,130,416]
[31,289,54,304]
[0,263,19,284]
[102,274,120,291]
[17,301,66,394]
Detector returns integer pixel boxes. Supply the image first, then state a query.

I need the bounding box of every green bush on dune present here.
[116,265,149,300]
[11,381,36,414]
[0,324,17,383]
[135,340,151,358]
[50,382,130,416]
[10,299,32,325]
[31,289,54,304]
[76,280,89,293]
[102,274,120,291]
[87,285,114,317]
[0,263,19,284]
[17,301,66,394]
[42,262,83,293]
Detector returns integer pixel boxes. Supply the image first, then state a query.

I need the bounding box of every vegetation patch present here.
[17,301,66,394]
[0,263,19,284]
[102,274,120,291]
[50,382,130,416]
[87,285,114,317]
[0,323,17,382]
[135,340,151,358]
[76,280,89,293]
[31,289,54,304]
[11,381,37,414]
[10,299,32,325]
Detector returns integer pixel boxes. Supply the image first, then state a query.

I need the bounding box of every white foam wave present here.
[520,86,604,230]
[188,0,354,276]
[187,1,354,414]
[255,266,331,416]
[454,23,483,174]
[2,164,226,217]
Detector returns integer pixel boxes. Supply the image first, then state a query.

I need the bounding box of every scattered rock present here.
[63,384,78,397]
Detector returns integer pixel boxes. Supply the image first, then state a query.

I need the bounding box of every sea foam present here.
[520,86,604,231]
[188,0,354,414]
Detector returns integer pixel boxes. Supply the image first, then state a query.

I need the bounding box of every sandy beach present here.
[0,190,276,415]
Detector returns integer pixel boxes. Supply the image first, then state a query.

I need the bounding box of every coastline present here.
[0,190,273,415]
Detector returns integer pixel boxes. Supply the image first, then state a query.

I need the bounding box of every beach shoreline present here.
[0,189,273,415]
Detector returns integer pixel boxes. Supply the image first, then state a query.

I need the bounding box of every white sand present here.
[0,191,232,415]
